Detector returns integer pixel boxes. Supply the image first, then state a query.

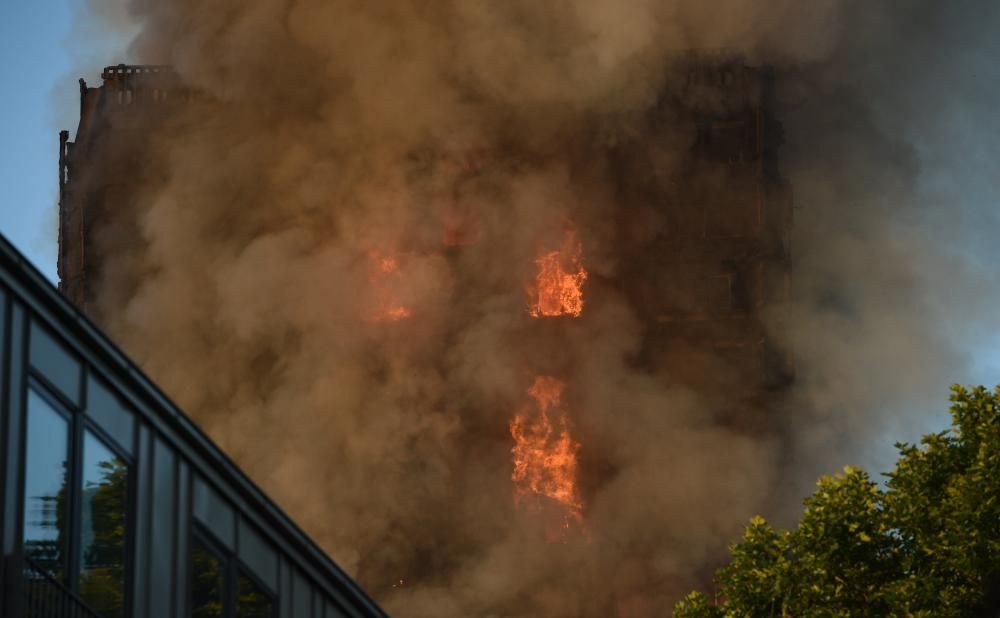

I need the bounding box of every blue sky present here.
[0,2,77,282]
[0,2,132,281]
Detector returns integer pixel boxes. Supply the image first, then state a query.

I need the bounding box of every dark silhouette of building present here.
[58,64,181,315]
[1,232,386,616]
[57,63,791,411]
[52,60,792,613]
[610,58,793,430]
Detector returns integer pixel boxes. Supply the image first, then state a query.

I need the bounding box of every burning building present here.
[44,0,1000,614]
[55,51,791,615]
[58,60,792,414]
[58,64,182,315]
[617,60,793,427]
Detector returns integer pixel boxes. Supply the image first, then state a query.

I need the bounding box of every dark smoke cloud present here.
[66,0,1000,614]
[774,0,1000,491]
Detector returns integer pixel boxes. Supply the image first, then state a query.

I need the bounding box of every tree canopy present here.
[675,385,1000,617]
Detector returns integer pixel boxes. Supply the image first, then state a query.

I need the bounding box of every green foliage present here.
[675,385,1000,617]
[238,573,275,617]
[80,458,128,617]
[191,542,225,618]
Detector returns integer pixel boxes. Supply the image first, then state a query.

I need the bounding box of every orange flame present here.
[367,251,412,322]
[528,232,587,318]
[510,376,584,531]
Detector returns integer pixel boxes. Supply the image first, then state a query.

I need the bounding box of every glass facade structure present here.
[0,232,387,617]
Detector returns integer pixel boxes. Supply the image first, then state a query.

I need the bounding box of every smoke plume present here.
[69,1,1000,615]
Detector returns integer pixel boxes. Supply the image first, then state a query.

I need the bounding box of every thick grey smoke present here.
[69,1,1000,615]
[774,1,1000,491]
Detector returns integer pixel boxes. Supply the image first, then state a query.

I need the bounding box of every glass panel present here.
[193,476,235,550]
[22,390,69,581]
[238,571,274,618]
[191,538,225,618]
[85,376,135,455]
[238,518,278,592]
[292,569,311,618]
[79,430,128,617]
[29,322,82,405]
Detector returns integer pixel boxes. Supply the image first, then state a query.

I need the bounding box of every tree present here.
[675,385,1000,617]
[79,457,128,617]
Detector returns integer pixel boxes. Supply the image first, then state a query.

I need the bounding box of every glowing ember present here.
[376,306,412,322]
[367,250,412,322]
[527,232,587,318]
[510,376,584,530]
[374,254,399,274]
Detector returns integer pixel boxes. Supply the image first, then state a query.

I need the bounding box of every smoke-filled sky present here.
[7,1,1000,615]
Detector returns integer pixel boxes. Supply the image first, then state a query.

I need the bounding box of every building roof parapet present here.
[101,64,175,80]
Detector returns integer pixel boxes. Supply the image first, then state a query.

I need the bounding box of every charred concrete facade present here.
[614,59,793,428]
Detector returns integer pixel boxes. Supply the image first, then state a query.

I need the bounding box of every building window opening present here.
[22,390,70,581]
[78,430,128,617]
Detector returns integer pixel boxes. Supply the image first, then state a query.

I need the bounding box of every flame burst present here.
[367,251,412,322]
[510,376,584,531]
[528,232,587,318]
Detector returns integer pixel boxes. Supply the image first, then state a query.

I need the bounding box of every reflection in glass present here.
[191,539,224,618]
[22,390,69,580]
[238,571,274,618]
[79,430,128,617]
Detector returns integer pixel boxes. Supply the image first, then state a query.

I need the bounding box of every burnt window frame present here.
[21,372,136,617]
[189,522,278,618]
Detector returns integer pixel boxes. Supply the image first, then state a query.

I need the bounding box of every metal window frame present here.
[78,414,135,617]
[235,563,279,618]
[190,522,279,618]
[0,232,387,617]
[25,376,135,616]
[22,381,76,585]
[0,292,27,618]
